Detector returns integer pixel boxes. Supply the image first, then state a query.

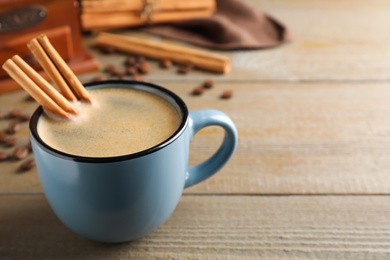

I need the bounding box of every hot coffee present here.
[37,87,181,157]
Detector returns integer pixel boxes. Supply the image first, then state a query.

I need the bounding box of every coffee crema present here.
[37,87,181,157]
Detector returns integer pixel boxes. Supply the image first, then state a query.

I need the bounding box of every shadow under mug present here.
[29,80,238,243]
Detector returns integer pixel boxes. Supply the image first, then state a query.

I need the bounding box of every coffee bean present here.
[136,56,146,64]
[137,61,151,74]
[191,87,204,96]
[177,64,193,74]
[104,64,116,74]
[6,122,20,135]
[113,70,125,78]
[160,59,173,69]
[106,67,123,78]
[18,114,31,122]
[126,66,138,76]
[110,69,120,77]
[203,80,214,89]
[178,65,189,74]
[99,45,116,54]
[19,158,35,172]
[124,57,137,67]
[12,147,29,160]
[220,90,233,99]
[0,152,9,161]
[3,137,17,147]
[8,109,22,119]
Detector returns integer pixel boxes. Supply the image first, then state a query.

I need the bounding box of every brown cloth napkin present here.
[141,0,290,50]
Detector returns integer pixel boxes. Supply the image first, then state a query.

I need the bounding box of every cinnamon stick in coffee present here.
[11,55,78,115]
[28,38,77,102]
[28,35,91,103]
[96,32,231,74]
[2,59,70,119]
[37,35,91,103]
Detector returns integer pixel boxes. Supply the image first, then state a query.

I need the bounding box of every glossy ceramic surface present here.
[30,80,238,243]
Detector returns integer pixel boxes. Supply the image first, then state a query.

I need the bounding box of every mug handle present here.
[185,110,238,188]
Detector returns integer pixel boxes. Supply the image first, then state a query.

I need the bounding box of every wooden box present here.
[0,0,99,93]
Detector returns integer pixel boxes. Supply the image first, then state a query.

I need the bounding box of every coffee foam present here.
[37,87,181,157]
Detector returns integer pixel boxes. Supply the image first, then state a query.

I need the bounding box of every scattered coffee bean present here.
[3,137,17,147]
[8,109,22,119]
[178,66,188,74]
[19,158,36,172]
[18,114,31,122]
[136,56,146,64]
[0,152,9,161]
[177,64,193,74]
[203,80,214,89]
[6,122,20,135]
[111,69,122,77]
[124,57,137,67]
[99,45,116,54]
[12,147,29,160]
[137,61,151,74]
[105,66,124,78]
[126,66,138,76]
[191,87,204,96]
[160,59,173,69]
[113,70,125,78]
[104,64,116,74]
[220,90,233,99]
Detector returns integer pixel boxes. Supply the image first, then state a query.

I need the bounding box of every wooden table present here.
[2,0,390,258]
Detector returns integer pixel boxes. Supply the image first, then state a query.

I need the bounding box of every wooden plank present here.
[79,0,390,82]
[1,194,390,259]
[0,90,40,193]
[3,82,390,194]
[237,0,390,81]
[182,81,390,194]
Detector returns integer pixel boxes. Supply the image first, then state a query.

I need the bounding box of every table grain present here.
[2,0,390,258]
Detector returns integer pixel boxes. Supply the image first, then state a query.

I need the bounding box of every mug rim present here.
[29,80,189,163]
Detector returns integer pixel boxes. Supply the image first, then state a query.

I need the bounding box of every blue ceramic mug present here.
[29,80,238,243]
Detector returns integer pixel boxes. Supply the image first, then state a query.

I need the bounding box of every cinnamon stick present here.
[81,0,215,31]
[37,35,91,103]
[82,9,214,31]
[96,32,231,74]
[28,38,77,101]
[82,0,215,13]
[11,55,78,115]
[2,59,70,119]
